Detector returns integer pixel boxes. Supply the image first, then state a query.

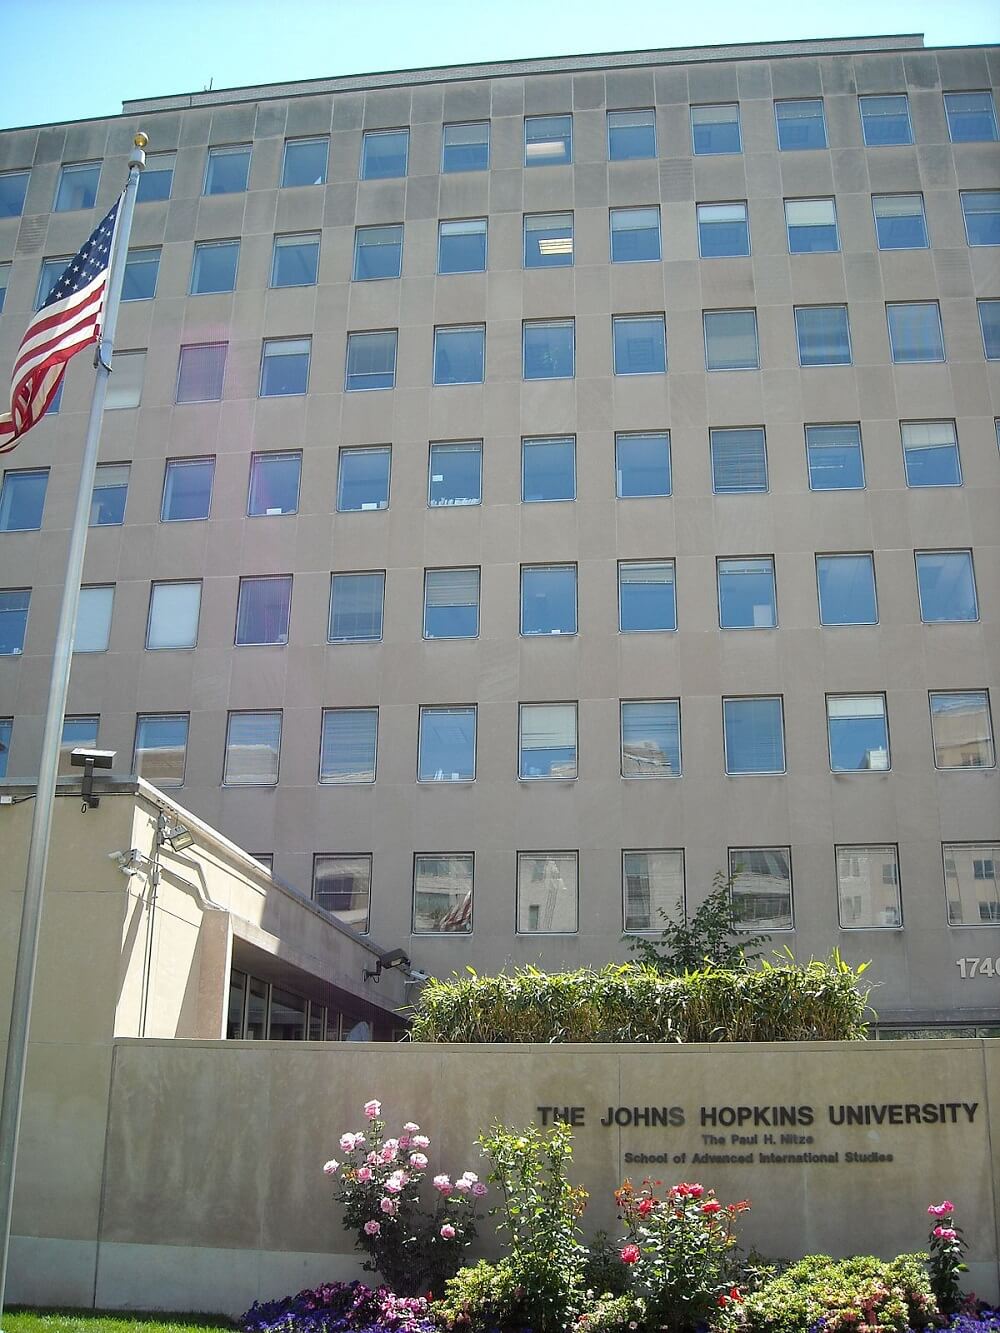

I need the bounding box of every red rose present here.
[620,1243,640,1264]
[638,1197,654,1215]
[701,1201,722,1215]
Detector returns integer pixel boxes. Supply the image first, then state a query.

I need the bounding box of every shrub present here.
[574,1292,647,1333]
[740,1253,940,1332]
[408,955,871,1044]
[241,1280,434,1333]
[926,1199,969,1317]
[582,1230,631,1298]
[627,870,770,974]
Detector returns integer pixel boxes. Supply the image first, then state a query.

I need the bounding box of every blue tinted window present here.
[887,303,944,362]
[615,431,671,498]
[429,442,482,507]
[424,568,480,639]
[691,105,741,155]
[320,709,377,784]
[817,554,877,625]
[134,714,188,786]
[859,95,912,146]
[90,464,129,526]
[718,558,776,629]
[54,162,99,211]
[915,551,978,623]
[361,130,408,179]
[0,590,30,655]
[36,258,69,310]
[980,301,1000,359]
[136,154,174,203]
[0,263,8,313]
[901,423,961,487]
[519,703,577,780]
[0,718,10,778]
[775,99,827,150]
[522,436,575,502]
[620,701,681,778]
[795,306,852,365]
[346,331,397,390]
[204,147,250,195]
[525,115,572,166]
[961,192,1000,246]
[0,170,29,217]
[281,138,328,187]
[338,448,390,512]
[191,240,239,294]
[439,218,487,273]
[610,207,660,262]
[524,213,573,268]
[122,248,159,301]
[521,565,577,636]
[723,697,785,774]
[704,311,759,371]
[944,92,998,143]
[785,198,839,253]
[442,122,489,173]
[433,326,485,385]
[806,424,865,490]
[827,696,889,772]
[235,577,291,646]
[711,428,767,492]
[873,194,928,249]
[328,572,384,643]
[354,225,403,280]
[608,109,656,160]
[260,338,310,396]
[523,321,574,379]
[0,470,48,531]
[271,233,320,287]
[697,202,750,257]
[613,315,666,375]
[249,452,301,516]
[619,561,675,632]
[161,458,214,521]
[419,707,476,781]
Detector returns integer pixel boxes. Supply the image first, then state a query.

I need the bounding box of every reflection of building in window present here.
[729,849,792,929]
[413,855,473,933]
[945,844,1000,924]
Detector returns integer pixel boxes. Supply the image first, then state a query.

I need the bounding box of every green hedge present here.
[407,956,871,1044]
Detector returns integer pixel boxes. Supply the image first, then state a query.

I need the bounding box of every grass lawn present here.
[4,1312,235,1333]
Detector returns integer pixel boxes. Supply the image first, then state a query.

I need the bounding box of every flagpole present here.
[0,133,147,1328]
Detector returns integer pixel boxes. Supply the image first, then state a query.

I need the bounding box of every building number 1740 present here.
[955,957,1000,978]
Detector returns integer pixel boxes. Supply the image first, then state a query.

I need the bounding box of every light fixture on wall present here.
[156,814,195,853]
[363,947,410,984]
[70,747,115,810]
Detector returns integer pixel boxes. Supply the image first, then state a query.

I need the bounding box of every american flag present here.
[0,196,122,454]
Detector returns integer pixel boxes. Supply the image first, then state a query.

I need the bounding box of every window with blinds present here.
[794,305,851,365]
[784,198,839,252]
[519,703,577,779]
[723,697,785,774]
[620,700,681,777]
[320,708,378,783]
[710,428,767,491]
[703,311,759,370]
[224,711,281,786]
[901,421,961,487]
[805,424,865,491]
[826,695,889,771]
[329,571,384,642]
[354,225,403,280]
[418,706,476,781]
[235,575,292,645]
[618,562,676,632]
[872,194,928,250]
[423,568,480,639]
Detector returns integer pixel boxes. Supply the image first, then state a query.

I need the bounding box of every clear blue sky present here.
[2,0,998,129]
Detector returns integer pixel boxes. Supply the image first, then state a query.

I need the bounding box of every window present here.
[623,849,684,932]
[517,852,578,933]
[354,225,403,280]
[524,213,573,268]
[612,315,666,375]
[0,263,8,313]
[75,586,113,653]
[522,320,574,380]
[190,240,239,295]
[697,202,750,257]
[961,192,1000,246]
[337,447,390,511]
[0,170,29,217]
[837,846,902,929]
[361,129,409,180]
[313,854,371,931]
[901,421,961,487]
[204,145,251,195]
[704,311,759,371]
[915,550,978,623]
[90,463,129,526]
[122,248,160,301]
[161,457,214,521]
[224,712,281,786]
[176,343,227,402]
[615,431,671,498]
[521,564,577,636]
[281,137,328,187]
[524,114,572,166]
[433,325,485,385]
[54,162,100,211]
[886,303,944,363]
[424,567,480,639]
[0,591,29,655]
[248,452,301,516]
[795,306,851,365]
[827,695,890,771]
[0,718,10,778]
[610,207,660,263]
[980,300,1000,360]
[816,553,877,626]
[805,424,865,490]
[0,469,47,531]
[608,109,656,160]
[442,122,490,173]
[618,561,676,632]
[929,692,994,769]
[252,855,273,874]
[944,91,998,143]
[711,427,767,493]
[859,94,912,146]
[730,849,793,929]
[137,152,174,203]
[36,258,69,310]
[320,708,377,783]
[718,557,776,629]
[775,99,827,150]
[45,382,63,415]
[691,104,741,155]
[329,571,384,643]
[271,232,320,287]
[438,219,487,274]
[134,714,188,787]
[522,436,575,502]
[621,700,681,778]
[260,337,310,396]
[413,854,474,934]
[785,199,839,253]
[428,442,481,507]
[945,843,1000,925]
[519,703,577,780]
[345,330,397,391]
[418,706,476,781]
[59,717,99,777]
[146,581,201,650]
[872,194,928,250]
[235,575,292,645]
[105,351,145,409]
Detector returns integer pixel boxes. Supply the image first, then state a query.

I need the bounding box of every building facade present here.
[0,35,997,1031]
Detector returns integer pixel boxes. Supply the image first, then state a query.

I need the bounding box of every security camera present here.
[405,968,431,984]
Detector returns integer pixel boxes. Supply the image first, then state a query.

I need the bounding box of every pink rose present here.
[384,1178,403,1194]
[433,1174,452,1194]
[398,1136,410,1150]
[620,1243,640,1264]
[364,1220,381,1236]
[403,1122,420,1134]
[455,1178,472,1194]
[409,1152,428,1169]
[380,1196,398,1216]
[471,1181,488,1198]
[323,1160,339,1176]
[439,1223,456,1240]
[411,1134,430,1149]
[460,1172,479,1183]
[934,1226,957,1240]
[356,1166,372,1183]
[366,1151,377,1165]
[364,1100,381,1120]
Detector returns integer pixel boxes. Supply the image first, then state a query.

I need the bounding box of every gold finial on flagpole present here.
[134,131,149,148]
